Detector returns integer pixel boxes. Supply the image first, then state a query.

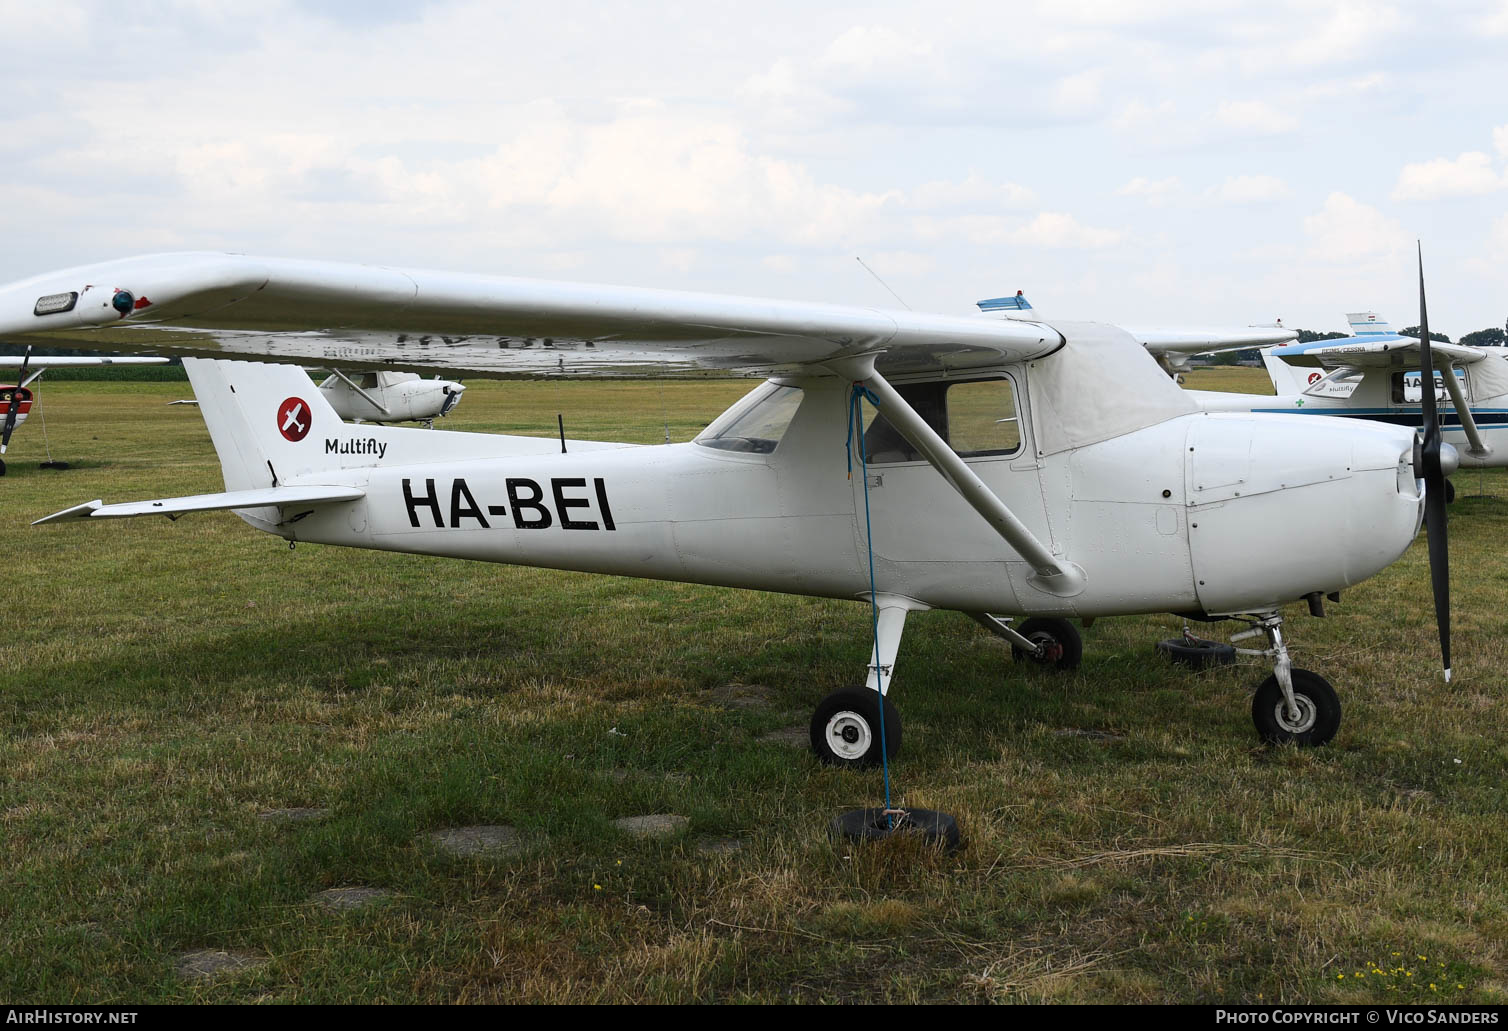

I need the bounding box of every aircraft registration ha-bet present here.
[0,252,1452,763]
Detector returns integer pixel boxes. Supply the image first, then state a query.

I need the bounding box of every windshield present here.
[695,383,804,454]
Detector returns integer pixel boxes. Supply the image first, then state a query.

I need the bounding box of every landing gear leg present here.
[968,612,1082,671]
[810,603,909,767]
[1232,613,1340,746]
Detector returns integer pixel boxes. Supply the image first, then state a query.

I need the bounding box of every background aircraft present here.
[0,252,1455,767]
[1179,311,1508,501]
[0,349,170,475]
[314,369,465,426]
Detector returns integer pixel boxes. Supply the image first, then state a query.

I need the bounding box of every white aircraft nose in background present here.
[317,369,465,427]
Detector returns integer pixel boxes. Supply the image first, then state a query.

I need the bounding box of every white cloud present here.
[907,174,1036,212]
[1391,151,1506,201]
[1208,175,1290,204]
[1112,99,1176,134]
[1010,212,1124,249]
[1303,192,1410,263]
[1116,176,1184,204]
[912,211,1122,250]
[1213,100,1297,135]
[1479,1,1508,34]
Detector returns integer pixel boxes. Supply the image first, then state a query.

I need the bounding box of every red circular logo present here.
[1307,372,1322,384]
[277,396,312,442]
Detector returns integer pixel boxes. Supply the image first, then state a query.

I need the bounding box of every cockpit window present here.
[862,376,1021,463]
[695,384,804,454]
[1304,367,1362,399]
[1393,368,1466,404]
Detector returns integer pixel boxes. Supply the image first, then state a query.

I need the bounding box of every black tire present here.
[1010,617,1083,671]
[1251,668,1341,746]
[1445,478,1456,504]
[1156,636,1237,669]
[829,807,961,851]
[810,687,901,768]
[0,458,6,476]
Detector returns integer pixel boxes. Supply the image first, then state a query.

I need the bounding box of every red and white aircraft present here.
[0,349,170,475]
[0,252,1456,762]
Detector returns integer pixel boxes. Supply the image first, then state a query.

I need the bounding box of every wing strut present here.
[1437,364,1490,459]
[827,354,1086,598]
[325,368,392,416]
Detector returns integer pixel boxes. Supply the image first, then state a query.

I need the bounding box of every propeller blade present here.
[1415,244,1451,682]
[0,345,31,454]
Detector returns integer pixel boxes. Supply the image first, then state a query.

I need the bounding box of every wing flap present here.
[33,484,364,524]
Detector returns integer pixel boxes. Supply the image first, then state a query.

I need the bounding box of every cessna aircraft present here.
[315,369,465,426]
[0,349,170,475]
[0,252,1455,765]
[173,367,465,425]
[1178,312,1508,502]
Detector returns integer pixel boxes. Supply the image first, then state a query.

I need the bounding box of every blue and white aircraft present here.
[1181,312,1508,498]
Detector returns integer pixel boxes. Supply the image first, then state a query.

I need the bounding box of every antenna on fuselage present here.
[855,257,912,311]
[558,413,567,454]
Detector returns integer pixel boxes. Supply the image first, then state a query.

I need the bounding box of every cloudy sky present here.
[2,0,1505,337]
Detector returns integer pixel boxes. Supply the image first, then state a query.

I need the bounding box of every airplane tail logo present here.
[277,396,311,441]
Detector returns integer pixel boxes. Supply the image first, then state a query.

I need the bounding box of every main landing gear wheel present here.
[0,458,6,476]
[1445,478,1456,504]
[810,687,901,768]
[1155,635,1237,669]
[1010,617,1083,671]
[1251,668,1340,747]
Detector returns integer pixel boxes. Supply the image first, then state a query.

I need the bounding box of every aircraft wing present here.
[1129,326,1299,357]
[1270,339,1486,369]
[33,484,365,524]
[0,252,1066,378]
[0,355,171,367]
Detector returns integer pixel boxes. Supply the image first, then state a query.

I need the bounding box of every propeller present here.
[1414,245,1451,682]
[1,345,31,455]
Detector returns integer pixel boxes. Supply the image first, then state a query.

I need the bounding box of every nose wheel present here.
[1251,668,1340,746]
[1230,614,1341,747]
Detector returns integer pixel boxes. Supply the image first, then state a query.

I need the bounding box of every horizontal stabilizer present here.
[33,484,364,525]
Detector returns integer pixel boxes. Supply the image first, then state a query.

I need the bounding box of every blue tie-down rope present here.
[845,381,893,824]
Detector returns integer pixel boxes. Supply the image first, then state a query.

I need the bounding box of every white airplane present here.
[1179,312,1508,502]
[172,368,465,425]
[0,252,1455,765]
[0,348,171,475]
[315,369,465,426]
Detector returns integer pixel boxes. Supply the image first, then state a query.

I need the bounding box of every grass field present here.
[3,368,1507,1003]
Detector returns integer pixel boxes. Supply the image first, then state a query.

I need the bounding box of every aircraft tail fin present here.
[1346,311,1396,337]
[184,358,401,491]
[1260,349,1321,395]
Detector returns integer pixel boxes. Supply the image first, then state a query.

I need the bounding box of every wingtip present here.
[32,500,103,525]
